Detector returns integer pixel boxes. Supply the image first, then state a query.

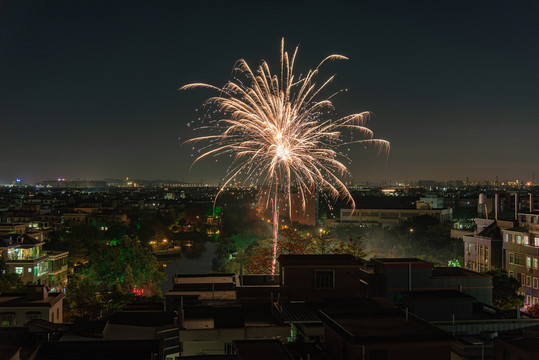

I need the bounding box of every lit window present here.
[27,268,31,273]
[527,257,532,268]
[505,234,510,243]
[524,236,529,245]
[14,267,23,275]
[527,275,532,287]
[534,258,538,270]
[516,235,522,245]
[536,237,539,246]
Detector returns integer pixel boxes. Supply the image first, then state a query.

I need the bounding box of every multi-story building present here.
[47,250,69,291]
[0,285,65,326]
[0,234,69,289]
[502,212,539,307]
[0,234,49,284]
[337,207,453,228]
[463,218,515,272]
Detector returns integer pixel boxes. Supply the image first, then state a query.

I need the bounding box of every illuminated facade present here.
[502,212,539,307]
[0,234,68,289]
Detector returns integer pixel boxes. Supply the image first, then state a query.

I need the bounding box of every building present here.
[179,303,289,357]
[0,234,69,289]
[338,207,453,228]
[46,251,69,291]
[359,258,493,305]
[502,212,539,307]
[278,255,365,302]
[0,285,65,326]
[0,234,49,285]
[103,311,181,360]
[463,218,514,272]
[494,336,539,360]
[319,298,454,360]
[234,339,294,360]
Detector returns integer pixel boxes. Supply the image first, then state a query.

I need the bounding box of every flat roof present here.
[174,275,235,284]
[0,292,64,307]
[234,339,294,360]
[278,254,364,267]
[432,267,491,278]
[106,311,177,327]
[498,337,539,353]
[402,290,475,300]
[319,309,452,343]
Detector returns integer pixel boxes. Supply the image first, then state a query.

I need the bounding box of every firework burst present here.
[181,39,389,273]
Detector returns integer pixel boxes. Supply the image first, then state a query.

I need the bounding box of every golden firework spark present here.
[181,39,389,273]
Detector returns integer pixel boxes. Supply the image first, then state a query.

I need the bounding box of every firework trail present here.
[181,39,389,274]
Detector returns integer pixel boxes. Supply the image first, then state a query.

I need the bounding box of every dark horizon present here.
[1,1,538,184]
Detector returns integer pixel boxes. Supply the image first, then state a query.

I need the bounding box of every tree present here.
[485,269,524,310]
[526,303,539,318]
[87,235,165,297]
[0,260,24,292]
[307,231,341,255]
[65,271,104,320]
[336,236,370,258]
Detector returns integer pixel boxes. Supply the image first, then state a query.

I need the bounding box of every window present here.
[505,233,510,243]
[26,312,41,322]
[27,267,32,273]
[527,275,532,287]
[516,235,522,245]
[535,237,539,246]
[517,273,522,284]
[224,343,235,355]
[527,257,532,268]
[14,267,23,275]
[534,297,538,305]
[485,248,489,261]
[524,235,529,245]
[534,258,538,270]
[534,277,538,289]
[527,295,531,305]
[509,253,514,264]
[315,270,335,288]
[0,313,15,326]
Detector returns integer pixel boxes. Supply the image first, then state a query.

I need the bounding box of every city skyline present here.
[1,1,538,184]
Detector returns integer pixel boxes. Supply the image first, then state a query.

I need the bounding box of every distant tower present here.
[496,176,499,185]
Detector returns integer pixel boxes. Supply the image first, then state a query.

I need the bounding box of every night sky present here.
[1,1,538,184]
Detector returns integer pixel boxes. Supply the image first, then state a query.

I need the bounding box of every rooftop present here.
[234,339,294,360]
[0,291,64,307]
[106,311,177,327]
[319,308,453,343]
[432,267,491,278]
[278,254,364,267]
[402,290,475,300]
